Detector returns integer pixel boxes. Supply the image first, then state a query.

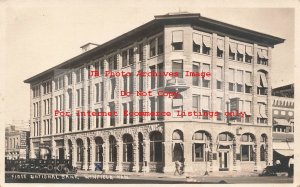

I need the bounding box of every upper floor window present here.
[172,60,183,78]
[150,39,156,57]
[202,63,210,88]
[244,101,252,123]
[109,55,118,71]
[245,46,253,63]
[217,39,224,58]
[202,35,211,55]
[257,102,267,124]
[172,31,183,51]
[192,33,201,53]
[158,36,164,55]
[237,44,245,62]
[43,81,52,95]
[257,49,269,65]
[257,71,268,95]
[236,70,243,92]
[228,68,235,91]
[245,71,252,93]
[216,66,223,90]
[75,68,84,83]
[138,43,144,61]
[192,62,200,86]
[122,50,128,67]
[55,76,64,90]
[67,73,72,85]
[32,85,40,98]
[229,42,237,60]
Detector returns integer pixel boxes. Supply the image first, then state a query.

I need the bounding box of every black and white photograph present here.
[1,0,298,185]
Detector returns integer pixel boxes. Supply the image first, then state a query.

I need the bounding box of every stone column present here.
[90,138,96,170]
[163,141,173,173]
[254,144,259,171]
[142,140,150,172]
[115,138,123,172]
[64,139,69,160]
[132,135,139,172]
[103,140,109,172]
[83,137,88,170]
[51,138,56,159]
[72,139,77,168]
[183,141,193,173]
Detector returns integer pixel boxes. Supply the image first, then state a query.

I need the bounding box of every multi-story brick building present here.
[271,84,294,166]
[5,125,30,160]
[24,12,284,173]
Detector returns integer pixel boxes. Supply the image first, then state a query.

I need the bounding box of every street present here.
[5,171,293,184]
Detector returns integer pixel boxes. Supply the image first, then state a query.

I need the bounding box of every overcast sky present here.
[1,1,295,125]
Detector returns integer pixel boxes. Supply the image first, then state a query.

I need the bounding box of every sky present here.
[0,0,296,126]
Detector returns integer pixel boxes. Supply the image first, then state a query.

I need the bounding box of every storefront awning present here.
[274,118,291,126]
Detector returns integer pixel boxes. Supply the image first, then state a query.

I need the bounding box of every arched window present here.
[95,137,103,162]
[123,134,133,162]
[150,131,163,162]
[172,130,184,162]
[192,131,210,162]
[109,136,117,162]
[76,139,84,162]
[240,134,255,162]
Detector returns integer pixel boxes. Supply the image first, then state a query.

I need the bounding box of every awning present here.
[217,39,224,51]
[237,44,245,54]
[193,33,202,45]
[260,73,268,87]
[244,101,251,115]
[203,36,211,48]
[201,96,209,110]
[236,70,243,84]
[245,46,253,56]
[216,67,222,81]
[172,31,183,43]
[229,42,237,53]
[202,64,211,80]
[274,118,291,126]
[245,72,252,86]
[173,98,183,107]
[259,103,267,118]
[274,149,294,157]
[262,49,269,59]
[257,49,264,58]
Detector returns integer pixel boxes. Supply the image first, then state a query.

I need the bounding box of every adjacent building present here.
[24,12,284,173]
[272,84,294,166]
[5,125,30,160]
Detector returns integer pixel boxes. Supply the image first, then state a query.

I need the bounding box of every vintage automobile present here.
[260,164,290,176]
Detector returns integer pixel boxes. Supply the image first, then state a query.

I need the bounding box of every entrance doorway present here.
[219,151,229,171]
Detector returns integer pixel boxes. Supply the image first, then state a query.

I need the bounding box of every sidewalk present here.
[77,169,261,179]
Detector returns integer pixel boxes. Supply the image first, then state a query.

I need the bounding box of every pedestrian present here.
[288,156,294,177]
[174,160,182,176]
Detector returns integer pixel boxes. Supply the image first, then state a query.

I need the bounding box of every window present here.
[43,81,51,95]
[75,68,83,83]
[257,49,269,65]
[123,103,127,124]
[33,85,40,98]
[216,66,223,89]
[95,83,100,102]
[100,82,104,101]
[172,60,183,78]
[150,97,156,121]
[158,36,164,55]
[202,35,211,55]
[244,101,252,123]
[257,72,268,95]
[157,96,164,120]
[202,64,210,88]
[202,96,210,120]
[95,138,103,162]
[138,43,144,61]
[217,39,224,58]
[241,145,254,161]
[192,95,200,119]
[139,99,143,123]
[260,135,267,161]
[237,44,244,62]
[150,65,156,89]
[216,97,223,121]
[110,78,116,99]
[129,48,134,65]
[77,140,84,162]
[109,102,115,126]
[229,42,237,60]
[123,135,133,162]
[67,73,72,85]
[129,73,134,93]
[172,31,183,50]
[139,69,144,91]
[150,131,163,162]
[122,50,128,67]
[245,46,253,63]
[100,61,104,75]
[236,70,243,92]
[88,86,90,105]
[150,39,156,57]
[193,33,201,53]
[68,116,72,132]
[245,71,252,93]
[257,103,267,124]
[228,68,235,91]
[157,63,164,87]
[193,144,204,161]
[218,133,233,141]
[109,136,117,162]
[192,62,200,86]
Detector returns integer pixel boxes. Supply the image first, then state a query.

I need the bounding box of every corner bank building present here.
[24,12,284,174]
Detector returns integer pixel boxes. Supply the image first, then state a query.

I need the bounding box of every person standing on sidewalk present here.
[174,160,182,176]
[288,156,294,177]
